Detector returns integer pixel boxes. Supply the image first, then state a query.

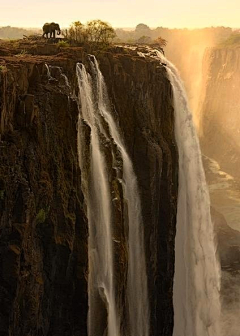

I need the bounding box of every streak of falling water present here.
[76,63,120,336]
[45,63,52,79]
[155,50,221,336]
[45,64,71,88]
[76,56,149,336]
[90,56,149,336]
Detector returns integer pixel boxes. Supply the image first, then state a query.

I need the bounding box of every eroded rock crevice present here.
[0,44,178,336]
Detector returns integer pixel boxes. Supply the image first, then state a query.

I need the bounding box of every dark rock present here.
[0,43,178,336]
[211,207,240,273]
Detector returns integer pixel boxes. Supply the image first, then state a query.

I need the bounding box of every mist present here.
[1,13,240,336]
[116,24,240,334]
[116,23,240,336]
[221,271,240,336]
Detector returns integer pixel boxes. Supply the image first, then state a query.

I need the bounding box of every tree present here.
[64,20,116,45]
[153,36,167,47]
[137,35,152,44]
[135,23,151,39]
[85,20,116,44]
[66,21,85,42]
[135,23,150,31]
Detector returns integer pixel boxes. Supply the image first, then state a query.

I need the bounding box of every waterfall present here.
[76,57,149,336]
[45,64,71,93]
[155,51,221,336]
[76,48,219,336]
[76,63,119,336]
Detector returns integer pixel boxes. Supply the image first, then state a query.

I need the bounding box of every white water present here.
[76,63,119,336]
[76,48,219,336]
[154,51,221,336]
[76,57,149,336]
[45,64,71,89]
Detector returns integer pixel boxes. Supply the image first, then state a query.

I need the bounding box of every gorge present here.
[0,38,233,336]
[198,45,240,336]
[171,38,240,336]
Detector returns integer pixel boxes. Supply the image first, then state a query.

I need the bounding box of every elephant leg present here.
[53,31,56,38]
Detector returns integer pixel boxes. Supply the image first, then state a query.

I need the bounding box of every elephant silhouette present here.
[42,22,61,38]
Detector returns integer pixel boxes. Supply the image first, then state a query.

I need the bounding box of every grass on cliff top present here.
[218,33,240,48]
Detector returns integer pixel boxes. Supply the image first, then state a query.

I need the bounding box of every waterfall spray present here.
[155,51,221,336]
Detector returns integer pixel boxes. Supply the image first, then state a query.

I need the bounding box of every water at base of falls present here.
[76,56,149,336]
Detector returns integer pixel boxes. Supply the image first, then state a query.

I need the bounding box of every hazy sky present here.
[1,0,240,29]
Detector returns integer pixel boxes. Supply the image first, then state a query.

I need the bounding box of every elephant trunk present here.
[57,30,61,35]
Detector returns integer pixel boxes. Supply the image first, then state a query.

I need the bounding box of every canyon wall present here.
[0,42,178,336]
[199,46,240,336]
[199,46,240,179]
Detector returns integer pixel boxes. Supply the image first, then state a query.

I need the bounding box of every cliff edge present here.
[0,41,178,336]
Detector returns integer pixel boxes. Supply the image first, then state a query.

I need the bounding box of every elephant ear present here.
[43,23,50,31]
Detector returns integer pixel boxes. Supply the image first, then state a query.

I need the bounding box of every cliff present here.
[199,48,240,335]
[0,41,178,336]
[199,46,240,179]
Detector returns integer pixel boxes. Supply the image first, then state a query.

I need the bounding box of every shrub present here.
[153,36,168,47]
[0,65,7,73]
[15,49,28,57]
[58,40,70,48]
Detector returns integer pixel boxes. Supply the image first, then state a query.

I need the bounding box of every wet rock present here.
[0,42,178,336]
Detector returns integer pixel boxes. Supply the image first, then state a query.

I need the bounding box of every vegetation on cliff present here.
[0,26,39,39]
[218,32,240,47]
[63,20,116,45]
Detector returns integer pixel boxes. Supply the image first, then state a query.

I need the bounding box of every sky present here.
[1,0,240,29]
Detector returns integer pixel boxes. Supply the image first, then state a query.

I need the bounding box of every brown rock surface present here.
[0,41,178,336]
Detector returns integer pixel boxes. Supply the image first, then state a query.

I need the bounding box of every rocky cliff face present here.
[199,48,240,336]
[199,46,240,178]
[0,41,178,336]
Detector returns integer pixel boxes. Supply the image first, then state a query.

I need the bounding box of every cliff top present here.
[0,39,83,67]
[0,39,164,68]
[217,33,240,49]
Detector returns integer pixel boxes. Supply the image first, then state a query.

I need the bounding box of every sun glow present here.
[1,0,240,29]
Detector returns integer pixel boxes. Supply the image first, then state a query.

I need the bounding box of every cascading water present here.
[76,47,219,336]
[154,51,221,336]
[76,63,119,336]
[45,64,71,94]
[76,57,149,336]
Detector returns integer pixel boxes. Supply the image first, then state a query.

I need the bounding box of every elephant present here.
[42,22,61,38]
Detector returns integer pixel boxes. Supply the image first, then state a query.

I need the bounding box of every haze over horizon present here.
[1,0,240,29]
